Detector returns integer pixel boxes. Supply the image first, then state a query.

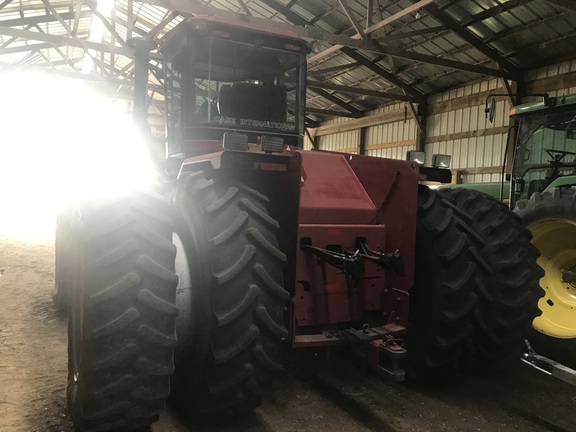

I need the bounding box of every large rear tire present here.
[67,187,178,432]
[438,188,543,367]
[404,186,478,378]
[171,171,289,416]
[514,187,576,367]
[53,208,73,312]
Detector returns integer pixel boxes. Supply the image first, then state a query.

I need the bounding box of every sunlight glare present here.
[0,71,157,242]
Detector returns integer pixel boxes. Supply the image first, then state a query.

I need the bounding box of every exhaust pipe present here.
[127,37,164,171]
[127,37,157,132]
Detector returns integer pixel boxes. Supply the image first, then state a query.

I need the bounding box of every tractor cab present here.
[509,95,576,206]
[160,17,307,158]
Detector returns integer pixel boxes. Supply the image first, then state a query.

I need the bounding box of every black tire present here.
[67,187,178,432]
[171,171,289,416]
[404,186,478,379]
[438,188,543,367]
[53,208,73,312]
[514,187,576,367]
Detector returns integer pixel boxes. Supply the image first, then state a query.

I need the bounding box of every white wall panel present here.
[525,60,576,97]
[319,129,360,153]
[313,62,575,183]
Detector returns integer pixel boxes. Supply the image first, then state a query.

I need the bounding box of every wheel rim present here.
[173,232,193,351]
[530,218,576,338]
[68,208,85,418]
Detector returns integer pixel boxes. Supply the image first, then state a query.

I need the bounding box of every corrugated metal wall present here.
[314,60,576,184]
[364,103,417,159]
[318,129,360,153]
[316,103,417,157]
[525,60,576,96]
[315,117,360,153]
[425,78,508,184]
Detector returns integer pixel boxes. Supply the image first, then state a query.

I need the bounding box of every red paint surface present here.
[293,151,420,334]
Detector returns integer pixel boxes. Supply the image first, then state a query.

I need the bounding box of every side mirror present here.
[485,97,496,123]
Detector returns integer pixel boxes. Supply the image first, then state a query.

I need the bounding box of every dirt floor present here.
[1,237,576,432]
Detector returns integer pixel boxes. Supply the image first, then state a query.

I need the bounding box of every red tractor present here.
[56,17,544,432]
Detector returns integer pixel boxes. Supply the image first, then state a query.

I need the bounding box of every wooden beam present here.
[314,107,408,136]
[427,87,507,116]
[366,43,509,78]
[308,87,363,115]
[342,48,424,99]
[366,0,373,28]
[88,3,127,47]
[425,126,509,144]
[463,0,534,27]
[325,146,359,153]
[237,0,252,16]
[0,10,91,27]
[367,139,417,151]
[375,26,445,43]
[525,70,576,94]
[0,23,33,52]
[308,62,360,77]
[415,103,427,152]
[545,0,576,13]
[40,0,110,75]
[307,107,362,118]
[0,26,133,56]
[72,0,83,37]
[0,0,14,10]
[142,0,439,78]
[338,0,364,36]
[33,24,79,71]
[307,80,414,102]
[127,0,133,39]
[148,10,178,38]
[308,0,435,64]
[142,0,396,54]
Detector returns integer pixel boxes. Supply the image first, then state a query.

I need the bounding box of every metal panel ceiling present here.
[0,0,575,124]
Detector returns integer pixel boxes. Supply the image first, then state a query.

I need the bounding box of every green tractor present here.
[444,94,576,366]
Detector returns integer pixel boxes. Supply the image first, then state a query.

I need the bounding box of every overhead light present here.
[415,10,421,19]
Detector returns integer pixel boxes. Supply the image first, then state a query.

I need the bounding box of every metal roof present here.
[0,0,575,125]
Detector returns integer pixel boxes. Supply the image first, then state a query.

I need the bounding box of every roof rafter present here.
[0,0,14,11]
[306,107,360,118]
[87,3,127,48]
[375,26,445,43]
[308,86,363,116]
[341,47,424,100]
[545,0,576,13]
[338,0,364,36]
[40,0,110,75]
[0,25,133,56]
[249,0,427,108]
[308,0,434,64]
[308,61,360,76]
[0,10,92,27]
[421,2,521,79]
[307,80,414,102]
[462,0,534,27]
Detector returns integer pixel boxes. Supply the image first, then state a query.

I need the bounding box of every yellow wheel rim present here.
[530,219,576,338]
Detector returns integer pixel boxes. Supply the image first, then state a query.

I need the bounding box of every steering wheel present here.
[544,148,576,163]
